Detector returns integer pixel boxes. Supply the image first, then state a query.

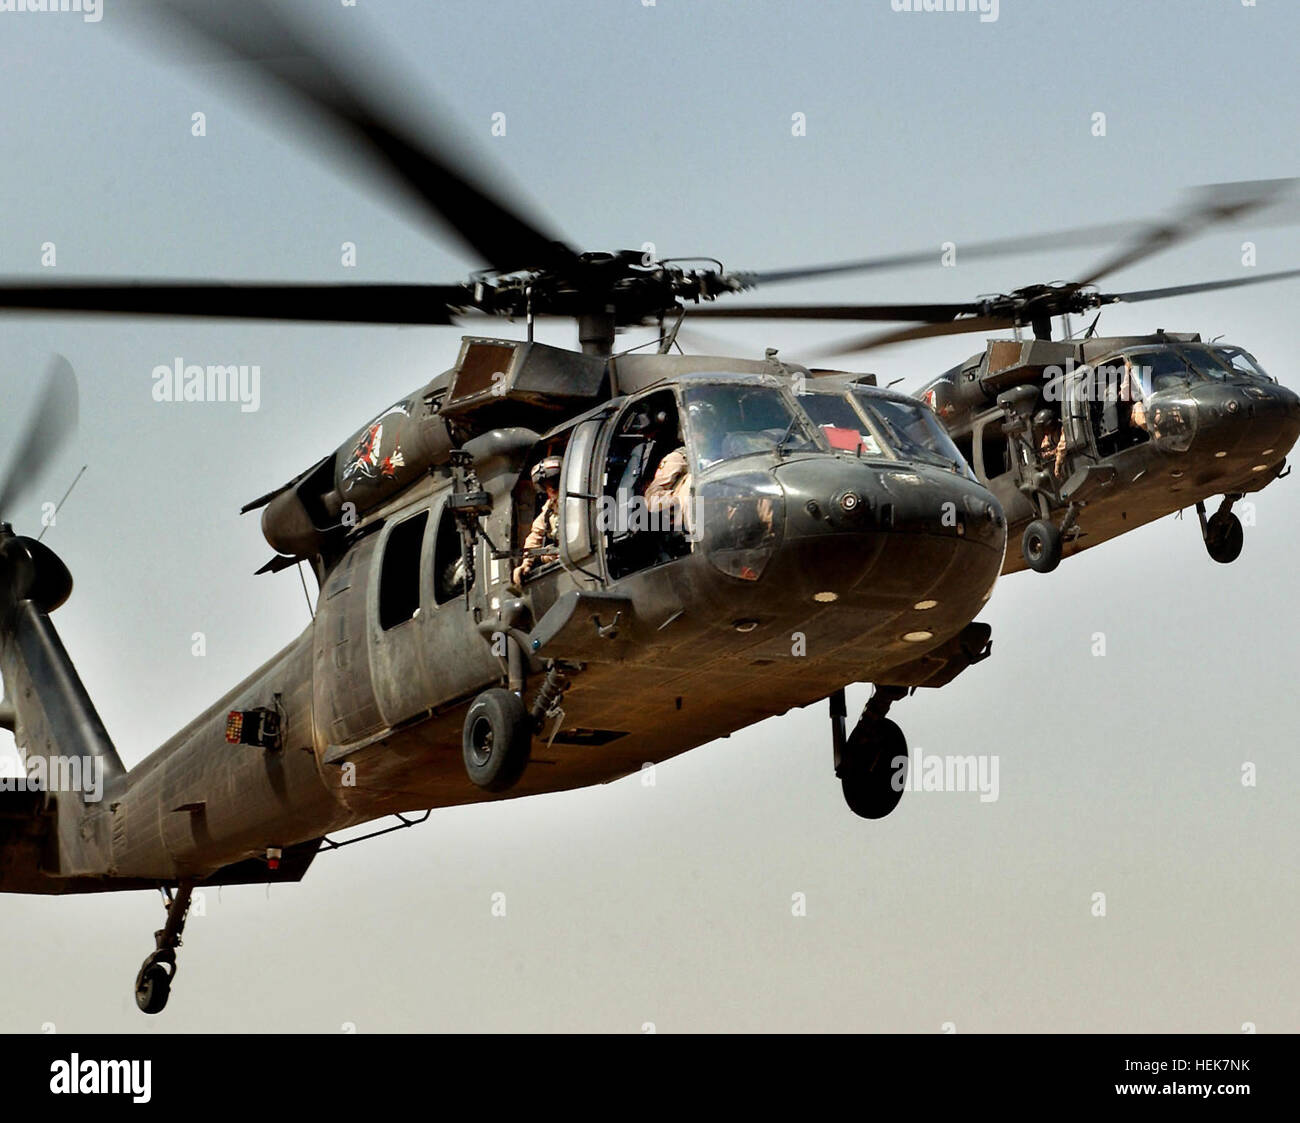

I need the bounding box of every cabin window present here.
[511,435,570,587]
[378,511,428,629]
[952,433,976,478]
[432,502,464,606]
[978,423,1011,478]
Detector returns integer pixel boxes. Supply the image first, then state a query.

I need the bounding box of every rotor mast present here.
[577,310,617,357]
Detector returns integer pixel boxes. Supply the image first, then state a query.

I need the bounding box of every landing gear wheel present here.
[134,958,173,1015]
[1022,519,1063,573]
[1205,511,1244,564]
[463,688,532,792]
[839,717,908,820]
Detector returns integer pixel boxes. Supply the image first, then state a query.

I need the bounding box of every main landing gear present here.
[830,685,909,819]
[461,633,571,793]
[134,881,193,1014]
[1196,495,1244,564]
[462,687,532,792]
[1021,502,1080,574]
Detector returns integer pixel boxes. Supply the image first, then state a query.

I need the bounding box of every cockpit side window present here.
[604,389,691,580]
[1089,353,1153,454]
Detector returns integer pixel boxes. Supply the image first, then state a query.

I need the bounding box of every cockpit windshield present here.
[1111,348,1201,393]
[800,391,886,456]
[683,383,819,470]
[1193,344,1274,383]
[1104,344,1275,393]
[849,389,975,478]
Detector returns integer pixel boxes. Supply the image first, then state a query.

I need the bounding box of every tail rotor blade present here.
[0,355,80,519]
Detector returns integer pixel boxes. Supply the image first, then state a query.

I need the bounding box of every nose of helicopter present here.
[740,455,1008,620]
[775,456,1005,550]
[1167,381,1300,464]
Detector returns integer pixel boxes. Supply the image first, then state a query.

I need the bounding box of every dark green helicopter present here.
[690,180,1300,573]
[0,2,1009,1014]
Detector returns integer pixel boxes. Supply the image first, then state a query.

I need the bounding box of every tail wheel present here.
[1022,519,1063,573]
[462,688,532,792]
[134,959,173,1015]
[840,717,908,820]
[1205,511,1244,564]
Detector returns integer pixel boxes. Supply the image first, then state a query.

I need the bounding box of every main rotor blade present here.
[1104,265,1300,306]
[741,222,1149,288]
[1075,178,1300,286]
[689,301,985,323]
[807,314,1019,359]
[0,355,79,518]
[0,281,471,324]
[739,178,1300,294]
[144,0,577,274]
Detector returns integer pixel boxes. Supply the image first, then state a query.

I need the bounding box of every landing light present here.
[813,591,838,603]
[913,599,938,610]
[903,630,934,643]
[1252,464,1268,472]
[1215,451,1228,458]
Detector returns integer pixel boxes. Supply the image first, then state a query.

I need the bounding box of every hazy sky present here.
[1,0,1297,1032]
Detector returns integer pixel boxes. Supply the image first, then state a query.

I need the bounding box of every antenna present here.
[296,561,316,619]
[37,464,87,542]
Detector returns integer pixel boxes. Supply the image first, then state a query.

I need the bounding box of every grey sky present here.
[1,0,1297,1031]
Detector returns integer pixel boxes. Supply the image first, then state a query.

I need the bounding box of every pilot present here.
[644,432,691,534]
[1115,357,1148,432]
[512,456,562,586]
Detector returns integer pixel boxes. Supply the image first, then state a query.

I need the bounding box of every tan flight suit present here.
[644,447,691,533]
[513,495,558,585]
[1115,362,1148,431]
[1039,425,1068,479]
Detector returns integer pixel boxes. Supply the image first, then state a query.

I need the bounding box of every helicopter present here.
[0,1,1014,1015]
[687,183,1300,574]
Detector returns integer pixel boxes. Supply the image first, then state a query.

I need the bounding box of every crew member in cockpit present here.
[644,432,691,534]
[1113,356,1148,432]
[513,456,562,586]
